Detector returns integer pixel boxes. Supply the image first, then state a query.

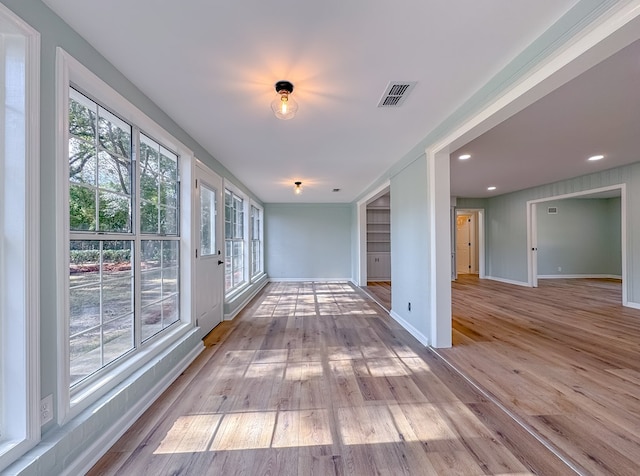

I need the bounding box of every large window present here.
[225,189,245,293]
[65,85,182,394]
[250,204,263,277]
[0,4,39,471]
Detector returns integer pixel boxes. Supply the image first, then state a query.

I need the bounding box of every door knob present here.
[218,260,224,265]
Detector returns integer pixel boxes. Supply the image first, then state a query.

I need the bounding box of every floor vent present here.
[377,81,417,107]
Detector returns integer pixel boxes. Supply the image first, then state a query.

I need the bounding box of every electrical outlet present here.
[408,302,411,311]
[557,266,562,272]
[40,394,53,425]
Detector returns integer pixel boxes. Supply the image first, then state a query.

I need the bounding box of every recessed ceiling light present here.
[459,154,471,160]
[487,186,497,191]
[588,154,604,161]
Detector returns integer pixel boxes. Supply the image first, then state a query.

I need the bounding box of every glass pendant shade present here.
[271,81,298,120]
[271,92,298,120]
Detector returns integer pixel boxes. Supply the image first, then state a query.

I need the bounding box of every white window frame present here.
[224,180,248,297]
[249,201,264,278]
[56,48,195,423]
[0,4,40,472]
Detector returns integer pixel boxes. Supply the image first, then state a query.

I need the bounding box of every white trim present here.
[485,276,531,287]
[538,274,622,280]
[55,47,196,424]
[63,339,204,476]
[625,301,640,310]
[389,311,429,347]
[527,184,624,204]
[0,4,40,471]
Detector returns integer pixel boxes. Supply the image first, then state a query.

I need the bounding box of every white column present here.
[428,148,452,348]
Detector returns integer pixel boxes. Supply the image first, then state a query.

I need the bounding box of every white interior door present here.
[456,214,472,274]
[194,163,224,335]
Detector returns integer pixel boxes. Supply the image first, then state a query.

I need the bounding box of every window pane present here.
[140,139,159,175]
[69,285,100,336]
[160,206,178,235]
[98,150,131,195]
[69,94,96,141]
[140,200,159,234]
[70,329,101,385]
[98,107,131,157]
[68,240,134,386]
[159,148,177,180]
[162,294,179,329]
[69,137,96,185]
[200,185,216,256]
[159,180,178,208]
[141,240,161,306]
[70,240,100,286]
[70,184,96,231]
[103,314,134,366]
[141,303,162,341]
[98,191,131,233]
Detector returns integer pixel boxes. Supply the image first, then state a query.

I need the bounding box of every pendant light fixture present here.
[293,181,303,195]
[271,81,298,120]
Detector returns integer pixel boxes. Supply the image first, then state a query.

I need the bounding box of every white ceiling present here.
[43,0,588,203]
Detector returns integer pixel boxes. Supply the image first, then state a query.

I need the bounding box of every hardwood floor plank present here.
[442,275,640,476]
[89,281,573,475]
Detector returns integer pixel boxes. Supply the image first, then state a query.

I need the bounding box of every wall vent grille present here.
[377,81,417,107]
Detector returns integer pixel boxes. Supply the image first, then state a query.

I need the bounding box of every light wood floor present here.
[89,281,572,475]
[362,281,391,311]
[441,275,640,476]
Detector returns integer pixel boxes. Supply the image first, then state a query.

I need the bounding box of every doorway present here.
[526,184,626,303]
[453,208,485,280]
[194,162,224,337]
[357,185,392,310]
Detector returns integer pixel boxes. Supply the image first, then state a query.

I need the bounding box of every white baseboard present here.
[485,276,531,287]
[537,274,622,280]
[389,310,429,347]
[625,301,640,310]
[68,341,204,476]
[268,277,351,282]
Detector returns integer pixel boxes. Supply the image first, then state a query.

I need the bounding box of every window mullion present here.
[133,128,142,350]
[99,241,105,368]
[93,102,99,231]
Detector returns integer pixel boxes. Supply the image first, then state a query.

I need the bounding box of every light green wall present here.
[536,198,621,276]
[264,204,352,279]
[390,156,430,342]
[608,196,623,273]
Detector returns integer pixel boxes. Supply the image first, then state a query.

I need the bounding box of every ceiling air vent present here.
[377,81,417,107]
